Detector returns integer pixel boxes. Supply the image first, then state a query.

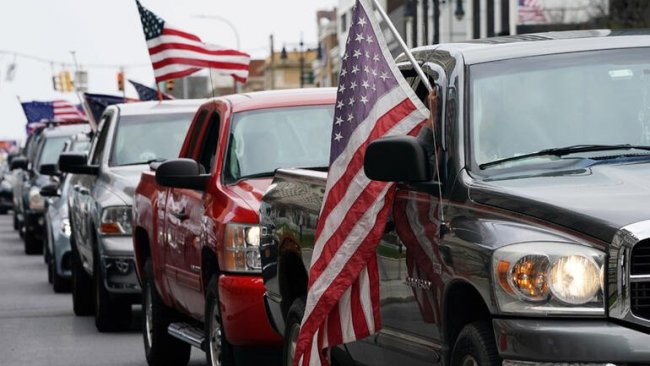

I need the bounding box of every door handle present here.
[172,210,189,221]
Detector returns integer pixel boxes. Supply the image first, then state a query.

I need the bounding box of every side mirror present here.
[10,156,28,171]
[58,152,99,175]
[364,136,432,182]
[155,158,210,191]
[40,183,60,197]
[39,163,59,176]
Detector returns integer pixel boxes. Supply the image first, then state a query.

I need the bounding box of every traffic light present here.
[117,71,125,91]
[61,71,74,92]
[166,79,175,92]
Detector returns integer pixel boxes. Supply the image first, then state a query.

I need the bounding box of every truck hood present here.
[469,161,650,243]
[227,178,272,214]
[101,165,148,206]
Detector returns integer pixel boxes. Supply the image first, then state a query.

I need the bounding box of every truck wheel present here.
[283,297,306,366]
[450,321,501,366]
[47,251,54,284]
[13,211,19,230]
[142,260,191,366]
[93,252,132,332]
[24,230,42,255]
[205,275,235,366]
[71,249,93,316]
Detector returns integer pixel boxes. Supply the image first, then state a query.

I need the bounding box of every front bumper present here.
[0,189,13,210]
[494,318,650,363]
[218,274,283,347]
[98,235,140,295]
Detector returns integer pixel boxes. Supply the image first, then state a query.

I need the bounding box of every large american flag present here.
[294,1,430,365]
[21,100,86,123]
[518,0,546,23]
[136,1,250,83]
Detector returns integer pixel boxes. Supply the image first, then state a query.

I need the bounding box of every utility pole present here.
[270,34,275,90]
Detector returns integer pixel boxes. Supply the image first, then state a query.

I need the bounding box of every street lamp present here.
[192,14,241,93]
[299,37,305,88]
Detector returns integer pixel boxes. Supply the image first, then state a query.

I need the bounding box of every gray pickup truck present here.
[259,31,650,365]
[59,100,203,332]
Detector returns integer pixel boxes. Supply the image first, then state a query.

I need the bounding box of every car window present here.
[36,136,67,169]
[197,112,220,173]
[90,115,111,165]
[183,109,208,159]
[223,105,334,183]
[109,113,193,166]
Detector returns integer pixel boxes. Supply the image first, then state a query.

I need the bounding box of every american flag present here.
[518,0,546,23]
[136,1,250,83]
[21,100,86,123]
[128,79,173,101]
[293,1,430,365]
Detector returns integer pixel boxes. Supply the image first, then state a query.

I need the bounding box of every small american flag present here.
[21,100,86,123]
[518,0,546,23]
[293,1,430,365]
[128,79,173,101]
[136,0,250,83]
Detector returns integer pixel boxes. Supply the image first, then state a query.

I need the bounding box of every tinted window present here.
[110,113,192,166]
[224,105,334,183]
[184,109,208,158]
[90,116,111,165]
[197,113,220,173]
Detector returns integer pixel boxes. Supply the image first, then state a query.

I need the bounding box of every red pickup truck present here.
[132,88,336,366]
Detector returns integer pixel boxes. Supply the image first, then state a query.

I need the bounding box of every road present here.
[0,214,204,366]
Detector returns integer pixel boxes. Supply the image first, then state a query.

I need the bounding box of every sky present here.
[0,0,338,142]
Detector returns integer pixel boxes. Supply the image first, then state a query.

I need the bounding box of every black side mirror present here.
[364,136,432,182]
[155,158,210,191]
[40,183,60,197]
[39,163,59,176]
[58,152,99,175]
[10,156,28,171]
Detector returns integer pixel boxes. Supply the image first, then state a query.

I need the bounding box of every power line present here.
[0,49,150,70]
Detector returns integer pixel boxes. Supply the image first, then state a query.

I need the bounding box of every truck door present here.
[162,109,213,315]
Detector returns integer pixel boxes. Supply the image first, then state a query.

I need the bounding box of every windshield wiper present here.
[480,144,650,169]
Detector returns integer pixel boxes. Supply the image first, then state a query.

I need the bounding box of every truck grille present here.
[631,240,650,320]
[631,241,650,275]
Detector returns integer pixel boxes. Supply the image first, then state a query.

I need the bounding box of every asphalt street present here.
[0,214,205,366]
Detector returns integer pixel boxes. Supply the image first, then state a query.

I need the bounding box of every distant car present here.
[0,159,14,214]
[14,123,90,254]
[41,133,91,292]
[59,100,204,332]
[11,127,46,235]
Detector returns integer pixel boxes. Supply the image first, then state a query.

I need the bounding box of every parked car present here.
[132,88,336,366]
[0,159,14,214]
[12,123,90,254]
[58,100,204,332]
[259,30,650,365]
[40,133,91,292]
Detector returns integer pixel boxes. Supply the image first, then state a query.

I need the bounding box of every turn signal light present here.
[100,223,121,234]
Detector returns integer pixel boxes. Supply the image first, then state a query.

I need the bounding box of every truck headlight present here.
[493,242,605,315]
[60,218,71,238]
[99,206,132,235]
[29,186,45,210]
[222,223,261,273]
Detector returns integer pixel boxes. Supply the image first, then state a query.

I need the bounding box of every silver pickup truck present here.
[260,31,650,366]
[58,100,203,332]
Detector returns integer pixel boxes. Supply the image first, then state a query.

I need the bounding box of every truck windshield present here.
[37,136,67,169]
[470,47,650,170]
[224,105,334,183]
[110,113,192,166]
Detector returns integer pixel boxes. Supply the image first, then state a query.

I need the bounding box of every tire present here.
[283,297,305,366]
[71,248,93,316]
[13,211,19,231]
[450,321,501,366]
[0,207,8,215]
[47,253,54,284]
[51,251,70,293]
[142,260,191,366]
[24,230,43,255]
[205,275,235,366]
[93,250,132,332]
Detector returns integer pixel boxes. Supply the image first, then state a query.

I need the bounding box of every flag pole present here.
[155,82,163,102]
[370,0,432,92]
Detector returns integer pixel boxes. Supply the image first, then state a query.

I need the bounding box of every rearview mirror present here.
[156,158,210,191]
[58,153,99,175]
[39,164,59,176]
[40,183,60,197]
[364,136,432,182]
[10,156,28,171]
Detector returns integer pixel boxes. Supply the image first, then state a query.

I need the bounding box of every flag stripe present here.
[162,27,201,42]
[151,57,250,71]
[149,43,250,59]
